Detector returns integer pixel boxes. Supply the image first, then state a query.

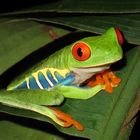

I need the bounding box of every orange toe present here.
[87,70,121,93]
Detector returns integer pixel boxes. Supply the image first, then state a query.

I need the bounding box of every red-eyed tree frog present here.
[0,27,123,131]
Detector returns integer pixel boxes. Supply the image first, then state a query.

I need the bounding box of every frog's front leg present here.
[54,84,105,99]
[52,71,105,99]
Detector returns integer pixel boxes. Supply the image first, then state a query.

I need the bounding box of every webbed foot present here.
[48,107,84,131]
[87,70,121,93]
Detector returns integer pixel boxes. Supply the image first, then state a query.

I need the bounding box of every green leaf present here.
[0,47,140,139]
[0,1,139,45]
[0,114,66,140]
[0,19,69,75]
[32,14,140,45]
[116,91,140,140]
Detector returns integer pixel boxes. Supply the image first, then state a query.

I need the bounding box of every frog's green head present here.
[65,27,123,73]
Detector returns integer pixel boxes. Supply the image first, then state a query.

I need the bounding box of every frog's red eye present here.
[115,28,124,45]
[72,42,91,61]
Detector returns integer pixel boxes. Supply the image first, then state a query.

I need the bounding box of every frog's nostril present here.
[115,28,124,45]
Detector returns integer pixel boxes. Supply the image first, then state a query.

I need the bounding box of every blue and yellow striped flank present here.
[16,68,75,90]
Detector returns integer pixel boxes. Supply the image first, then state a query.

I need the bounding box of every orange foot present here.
[87,70,121,93]
[48,107,84,131]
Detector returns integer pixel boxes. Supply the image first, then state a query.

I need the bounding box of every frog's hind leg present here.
[48,107,84,131]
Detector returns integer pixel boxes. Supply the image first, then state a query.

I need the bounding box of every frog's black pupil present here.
[77,47,83,57]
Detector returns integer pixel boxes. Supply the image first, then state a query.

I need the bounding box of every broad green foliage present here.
[0,1,140,45]
[0,118,66,140]
[0,19,69,75]
[40,14,140,45]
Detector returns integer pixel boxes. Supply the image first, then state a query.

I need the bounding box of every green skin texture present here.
[0,27,123,128]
